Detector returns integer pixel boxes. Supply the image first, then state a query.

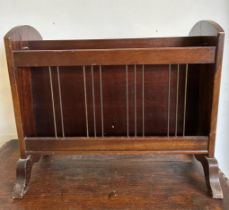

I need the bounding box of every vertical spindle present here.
[142,64,145,137]
[183,64,189,136]
[91,65,97,137]
[134,64,137,137]
[126,65,129,137]
[83,65,89,137]
[57,66,65,137]
[167,64,171,137]
[99,65,104,136]
[175,64,180,136]
[49,66,57,138]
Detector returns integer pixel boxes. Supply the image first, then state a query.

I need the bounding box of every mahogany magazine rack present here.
[4,20,224,199]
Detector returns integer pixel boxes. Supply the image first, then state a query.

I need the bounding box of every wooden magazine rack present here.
[4,20,224,199]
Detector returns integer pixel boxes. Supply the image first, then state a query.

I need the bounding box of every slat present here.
[126,65,129,137]
[56,66,65,137]
[167,64,171,137]
[27,36,217,50]
[142,64,145,136]
[14,47,216,67]
[25,136,208,152]
[175,64,180,136]
[48,67,57,137]
[183,64,189,136]
[99,65,104,136]
[134,64,137,136]
[91,65,97,137]
[82,66,89,137]
[26,150,207,155]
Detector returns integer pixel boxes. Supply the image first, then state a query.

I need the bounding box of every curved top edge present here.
[4,21,224,41]
[4,25,42,41]
[189,20,224,36]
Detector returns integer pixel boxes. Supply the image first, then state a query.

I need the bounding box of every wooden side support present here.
[195,155,223,199]
[190,20,225,199]
[13,155,40,199]
[4,25,42,158]
[4,26,43,199]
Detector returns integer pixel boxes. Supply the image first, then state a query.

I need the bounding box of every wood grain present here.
[28,36,217,50]
[0,140,229,209]
[14,47,216,67]
[4,26,42,158]
[25,136,208,153]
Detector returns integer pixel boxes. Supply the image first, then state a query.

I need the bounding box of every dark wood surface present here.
[5,23,221,140]
[14,47,216,66]
[0,140,229,210]
[25,136,208,154]
[189,20,225,158]
[27,36,217,50]
[30,64,192,137]
[4,25,43,158]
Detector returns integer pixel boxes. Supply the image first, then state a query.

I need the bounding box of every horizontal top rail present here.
[13,46,216,67]
[27,36,217,50]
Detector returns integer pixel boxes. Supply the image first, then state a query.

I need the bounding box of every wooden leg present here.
[12,155,40,199]
[195,155,223,199]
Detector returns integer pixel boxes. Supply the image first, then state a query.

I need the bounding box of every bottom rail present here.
[24,136,208,155]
